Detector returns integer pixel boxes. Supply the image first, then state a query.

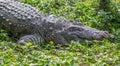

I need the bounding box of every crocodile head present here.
[45,15,110,44]
[52,23,110,44]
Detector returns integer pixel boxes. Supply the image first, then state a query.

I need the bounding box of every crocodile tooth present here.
[0,13,3,16]
[2,16,6,19]
[6,19,9,21]
[9,22,12,25]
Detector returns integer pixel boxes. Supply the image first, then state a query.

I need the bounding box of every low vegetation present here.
[0,0,120,65]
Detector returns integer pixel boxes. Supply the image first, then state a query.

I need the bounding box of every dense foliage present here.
[0,0,120,65]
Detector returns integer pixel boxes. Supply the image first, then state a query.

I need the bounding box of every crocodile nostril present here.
[102,31,110,38]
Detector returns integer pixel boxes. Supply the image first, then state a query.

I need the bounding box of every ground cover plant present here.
[0,0,120,66]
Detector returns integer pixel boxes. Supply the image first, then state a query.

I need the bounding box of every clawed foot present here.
[17,34,43,45]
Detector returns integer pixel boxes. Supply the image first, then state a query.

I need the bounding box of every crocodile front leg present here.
[17,34,43,45]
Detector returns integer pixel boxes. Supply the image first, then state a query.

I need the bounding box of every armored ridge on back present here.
[0,0,110,45]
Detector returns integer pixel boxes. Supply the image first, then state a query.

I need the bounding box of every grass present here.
[0,0,120,66]
[0,40,120,66]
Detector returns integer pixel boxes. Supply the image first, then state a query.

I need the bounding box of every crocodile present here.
[0,0,110,45]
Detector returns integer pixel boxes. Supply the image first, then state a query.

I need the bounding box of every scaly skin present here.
[0,0,110,45]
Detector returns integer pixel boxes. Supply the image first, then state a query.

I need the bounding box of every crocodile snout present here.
[93,31,110,40]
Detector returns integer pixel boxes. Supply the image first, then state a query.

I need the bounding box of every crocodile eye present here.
[68,26,83,31]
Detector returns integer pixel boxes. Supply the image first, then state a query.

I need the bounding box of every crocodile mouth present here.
[64,26,110,41]
[92,31,110,40]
